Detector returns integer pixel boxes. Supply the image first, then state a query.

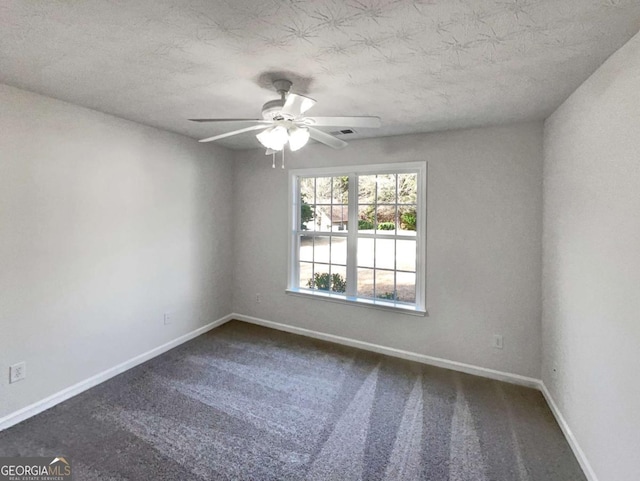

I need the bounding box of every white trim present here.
[0,314,234,432]
[288,161,426,177]
[346,172,358,298]
[285,288,427,316]
[231,313,539,389]
[0,310,595,481]
[538,382,599,481]
[416,163,428,310]
[287,170,297,290]
[231,313,593,481]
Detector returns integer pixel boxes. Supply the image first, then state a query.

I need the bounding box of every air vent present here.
[330,128,356,136]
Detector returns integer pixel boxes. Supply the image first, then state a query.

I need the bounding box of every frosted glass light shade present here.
[288,126,310,151]
[257,125,288,151]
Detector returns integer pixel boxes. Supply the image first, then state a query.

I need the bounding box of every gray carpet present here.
[0,320,586,481]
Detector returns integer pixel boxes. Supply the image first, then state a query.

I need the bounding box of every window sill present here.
[285,288,428,317]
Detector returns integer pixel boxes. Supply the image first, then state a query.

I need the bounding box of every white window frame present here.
[287,161,427,316]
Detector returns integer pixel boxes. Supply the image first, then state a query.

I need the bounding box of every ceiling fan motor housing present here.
[261,99,295,121]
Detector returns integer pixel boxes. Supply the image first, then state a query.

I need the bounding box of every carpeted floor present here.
[0,320,586,480]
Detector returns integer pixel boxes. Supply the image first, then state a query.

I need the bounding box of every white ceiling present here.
[1,0,639,149]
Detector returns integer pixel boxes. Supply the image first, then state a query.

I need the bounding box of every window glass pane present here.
[300,201,316,231]
[376,205,396,233]
[358,205,375,230]
[300,177,315,203]
[332,176,349,204]
[307,264,330,290]
[331,237,347,265]
[313,236,331,264]
[398,173,417,204]
[375,269,395,299]
[376,174,396,203]
[316,177,332,204]
[299,235,313,262]
[314,205,334,232]
[396,272,416,303]
[375,238,395,270]
[358,175,376,204]
[357,268,375,298]
[330,265,347,293]
[396,239,416,272]
[398,206,417,235]
[299,262,313,288]
[329,205,349,232]
[357,238,374,268]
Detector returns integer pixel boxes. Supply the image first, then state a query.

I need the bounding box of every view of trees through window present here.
[297,172,418,304]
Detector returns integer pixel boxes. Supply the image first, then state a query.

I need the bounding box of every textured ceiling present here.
[1,0,639,150]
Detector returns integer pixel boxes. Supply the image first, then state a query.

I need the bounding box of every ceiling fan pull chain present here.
[282,148,285,169]
[272,152,275,169]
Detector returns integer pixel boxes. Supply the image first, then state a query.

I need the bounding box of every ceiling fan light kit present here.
[256,124,289,151]
[189,78,381,167]
[286,124,310,151]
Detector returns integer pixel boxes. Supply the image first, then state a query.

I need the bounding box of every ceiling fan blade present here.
[303,116,381,128]
[308,127,348,150]
[189,118,270,123]
[282,93,316,118]
[198,124,269,143]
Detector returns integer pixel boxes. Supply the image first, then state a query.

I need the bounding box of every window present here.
[287,162,426,314]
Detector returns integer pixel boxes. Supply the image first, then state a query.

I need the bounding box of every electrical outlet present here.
[256,293,262,303]
[163,313,172,325]
[10,362,26,383]
[493,335,504,350]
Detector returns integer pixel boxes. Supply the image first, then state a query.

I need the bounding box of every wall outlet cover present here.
[10,361,26,383]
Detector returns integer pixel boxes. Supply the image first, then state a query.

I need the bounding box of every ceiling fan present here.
[189,79,381,153]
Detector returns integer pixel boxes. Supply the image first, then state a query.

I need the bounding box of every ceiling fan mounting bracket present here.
[272,79,292,97]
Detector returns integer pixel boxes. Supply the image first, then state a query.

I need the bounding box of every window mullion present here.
[346,173,358,297]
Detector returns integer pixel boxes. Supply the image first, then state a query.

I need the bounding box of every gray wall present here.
[232,122,544,379]
[543,32,640,481]
[0,84,234,419]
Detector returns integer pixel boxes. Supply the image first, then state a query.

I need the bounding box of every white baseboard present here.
[0,314,233,432]
[0,310,596,481]
[538,382,598,481]
[233,313,595,480]
[231,313,540,389]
